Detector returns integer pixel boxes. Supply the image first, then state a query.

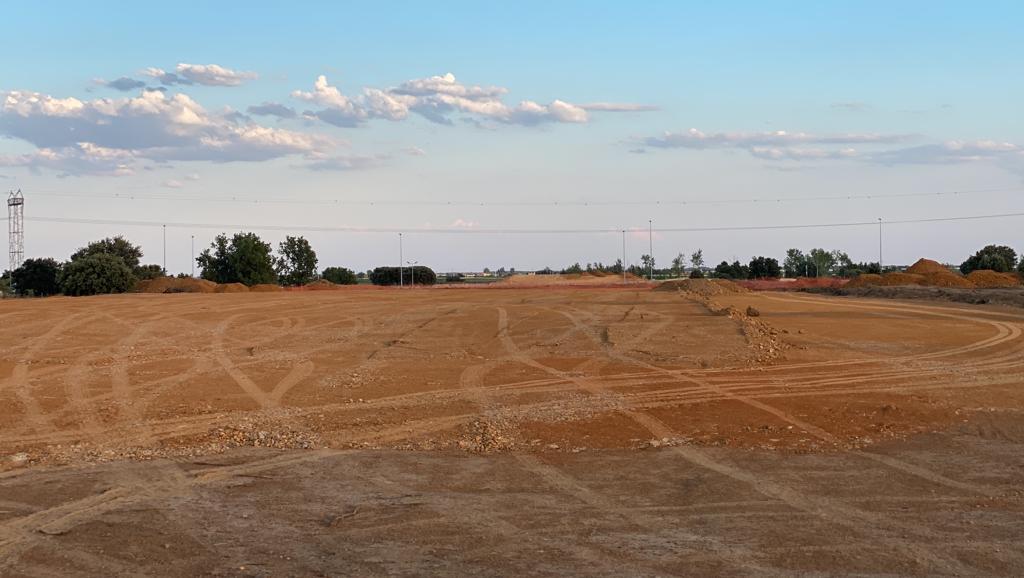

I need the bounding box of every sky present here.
[2,1,1023,274]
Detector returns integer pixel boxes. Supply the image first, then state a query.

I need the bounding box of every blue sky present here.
[2,1,1023,273]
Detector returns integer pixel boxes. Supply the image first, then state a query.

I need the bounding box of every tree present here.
[960,245,1018,274]
[0,270,10,297]
[690,249,704,271]
[714,260,748,280]
[671,252,686,277]
[784,249,809,277]
[609,259,624,274]
[276,236,318,285]
[562,263,583,274]
[369,266,436,286]
[135,264,166,280]
[322,266,358,285]
[71,236,143,270]
[640,254,655,277]
[59,254,135,296]
[197,232,277,285]
[809,248,836,277]
[11,258,62,296]
[748,256,781,279]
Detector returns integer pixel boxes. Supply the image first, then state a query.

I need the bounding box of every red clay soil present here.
[134,277,218,293]
[906,258,952,275]
[967,269,1023,288]
[214,282,250,293]
[736,277,849,291]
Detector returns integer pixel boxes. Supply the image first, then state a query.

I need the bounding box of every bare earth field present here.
[1,286,1023,575]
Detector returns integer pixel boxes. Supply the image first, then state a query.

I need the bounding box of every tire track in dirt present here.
[494,307,983,575]
[553,303,1009,499]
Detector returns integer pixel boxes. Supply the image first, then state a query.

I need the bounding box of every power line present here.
[23,210,1024,235]
[21,186,1023,208]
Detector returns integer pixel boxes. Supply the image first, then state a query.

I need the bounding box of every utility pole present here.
[878,217,883,271]
[162,224,167,273]
[407,260,418,286]
[648,219,653,281]
[399,233,404,288]
[190,235,195,277]
[621,229,626,284]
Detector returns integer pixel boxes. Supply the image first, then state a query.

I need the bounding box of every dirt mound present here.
[135,277,218,294]
[501,273,646,286]
[906,258,951,275]
[215,283,250,293]
[249,283,284,292]
[967,270,1022,288]
[654,278,748,296]
[848,272,926,288]
[920,270,974,288]
[303,279,339,291]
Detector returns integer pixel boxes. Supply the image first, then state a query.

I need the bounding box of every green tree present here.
[690,249,704,271]
[640,254,655,277]
[197,232,277,285]
[671,252,686,277]
[0,270,10,297]
[276,236,318,285]
[11,258,62,296]
[59,254,135,296]
[322,266,358,285]
[784,249,809,277]
[562,263,583,274]
[809,248,836,277]
[369,266,436,286]
[960,245,1018,274]
[71,236,143,270]
[714,260,748,280]
[748,256,781,279]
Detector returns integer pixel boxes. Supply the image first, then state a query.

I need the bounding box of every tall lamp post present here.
[878,218,883,271]
[621,229,626,284]
[648,219,653,281]
[407,260,418,286]
[399,233,404,288]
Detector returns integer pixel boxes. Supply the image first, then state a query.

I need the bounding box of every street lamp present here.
[648,219,653,281]
[399,233,404,288]
[407,260,418,287]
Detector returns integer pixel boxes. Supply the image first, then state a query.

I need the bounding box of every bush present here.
[321,266,358,285]
[714,260,748,280]
[135,264,166,280]
[689,269,704,279]
[59,253,135,296]
[369,266,436,286]
[960,245,1018,274]
[11,258,62,296]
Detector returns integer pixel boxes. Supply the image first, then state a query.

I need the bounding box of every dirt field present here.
[1,287,1023,575]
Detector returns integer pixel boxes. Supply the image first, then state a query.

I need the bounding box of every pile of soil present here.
[967,270,1022,288]
[303,279,339,291]
[135,277,218,294]
[250,284,284,292]
[501,273,646,286]
[654,278,748,297]
[905,258,950,275]
[215,283,249,293]
[921,270,974,288]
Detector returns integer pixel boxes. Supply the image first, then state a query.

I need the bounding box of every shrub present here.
[688,269,705,279]
[135,264,166,280]
[59,253,135,296]
[11,258,62,296]
[748,256,781,279]
[369,266,436,286]
[321,266,358,285]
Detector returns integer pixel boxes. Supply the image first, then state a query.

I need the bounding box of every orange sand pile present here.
[966,270,1022,288]
[215,283,250,293]
[249,284,284,292]
[135,277,218,293]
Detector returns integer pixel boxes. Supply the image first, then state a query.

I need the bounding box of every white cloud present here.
[162,178,184,188]
[143,63,257,87]
[870,140,1020,165]
[0,143,135,177]
[95,77,147,92]
[302,152,388,171]
[640,128,913,161]
[580,102,660,112]
[0,88,331,175]
[293,73,652,128]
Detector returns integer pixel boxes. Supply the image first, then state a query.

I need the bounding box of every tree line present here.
[1,231,435,297]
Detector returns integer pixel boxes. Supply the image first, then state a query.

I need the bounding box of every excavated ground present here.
[1,287,1023,575]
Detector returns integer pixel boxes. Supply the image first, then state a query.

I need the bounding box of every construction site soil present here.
[1,286,1023,575]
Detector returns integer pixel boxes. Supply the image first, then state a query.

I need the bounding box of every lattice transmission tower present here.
[8,189,24,272]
